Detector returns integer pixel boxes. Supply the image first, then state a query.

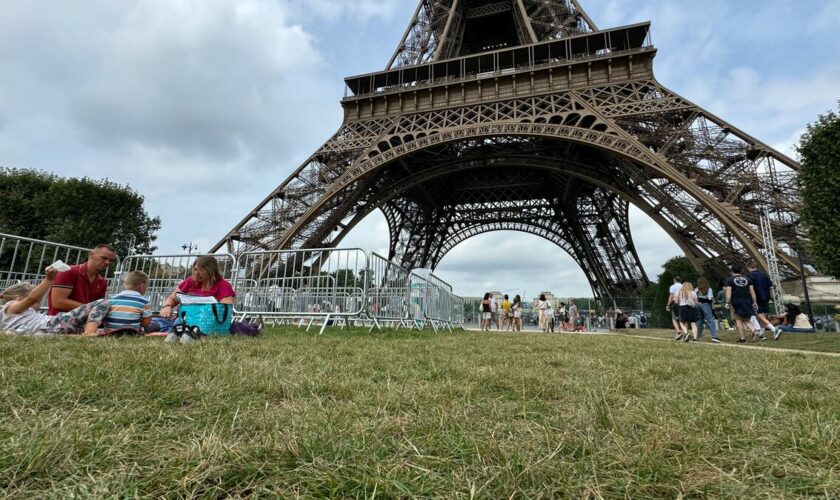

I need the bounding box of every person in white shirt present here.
[665,276,684,340]
[695,277,721,343]
[489,295,498,330]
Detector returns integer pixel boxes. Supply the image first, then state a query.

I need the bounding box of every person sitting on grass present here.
[158,256,235,320]
[773,301,815,337]
[0,266,110,336]
[91,270,153,336]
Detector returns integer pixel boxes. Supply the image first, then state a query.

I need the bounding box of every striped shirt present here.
[103,290,152,330]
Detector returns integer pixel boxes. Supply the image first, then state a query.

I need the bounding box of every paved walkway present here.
[464,327,840,358]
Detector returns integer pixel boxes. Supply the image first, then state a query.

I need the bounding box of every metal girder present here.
[213,1,808,299]
[388,0,594,67]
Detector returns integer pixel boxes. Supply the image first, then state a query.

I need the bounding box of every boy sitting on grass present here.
[87,270,153,336]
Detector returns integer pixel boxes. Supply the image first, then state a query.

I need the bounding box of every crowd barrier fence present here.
[0,233,121,309]
[367,252,413,330]
[0,231,465,334]
[233,248,369,334]
[111,253,237,310]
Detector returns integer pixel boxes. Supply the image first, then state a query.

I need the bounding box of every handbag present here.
[178,303,232,336]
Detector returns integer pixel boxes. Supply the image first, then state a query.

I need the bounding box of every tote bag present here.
[178,303,232,336]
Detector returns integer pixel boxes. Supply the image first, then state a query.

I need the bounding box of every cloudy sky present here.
[1,0,837,298]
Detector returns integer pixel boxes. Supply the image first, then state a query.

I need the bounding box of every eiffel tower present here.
[212,0,803,300]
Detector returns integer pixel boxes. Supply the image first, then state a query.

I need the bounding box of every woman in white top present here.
[677,282,700,342]
[695,277,720,343]
[0,267,111,335]
[511,295,523,332]
[536,294,549,332]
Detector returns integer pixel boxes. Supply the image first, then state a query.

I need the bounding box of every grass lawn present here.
[1,327,838,498]
[618,327,840,354]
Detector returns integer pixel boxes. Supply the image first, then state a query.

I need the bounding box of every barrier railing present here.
[1,231,468,334]
[0,233,107,282]
[0,233,121,309]
[419,271,454,332]
[111,253,237,309]
[451,295,466,329]
[367,252,412,330]
[233,248,368,334]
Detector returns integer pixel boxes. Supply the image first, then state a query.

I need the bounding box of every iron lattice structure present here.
[213,0,804,300]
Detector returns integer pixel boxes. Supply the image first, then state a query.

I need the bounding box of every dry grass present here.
[1,327,838,497]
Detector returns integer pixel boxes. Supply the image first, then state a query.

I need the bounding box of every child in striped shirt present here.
[89,271,152,335]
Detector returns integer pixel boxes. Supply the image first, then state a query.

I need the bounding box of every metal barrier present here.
[418,270,455,332]
[451,295,466,329]
[112,253,237,309]
[0,233,121,309]
[367,252,412,330]
[234,248,368,334]
[1,231,469,334]
[1,233,101,283]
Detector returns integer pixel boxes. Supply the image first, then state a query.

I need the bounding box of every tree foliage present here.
[0,168,160,256]
[798,103,840,279]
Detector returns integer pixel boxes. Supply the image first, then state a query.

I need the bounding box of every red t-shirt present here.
[47,263,108,315]
[176,277,235,301]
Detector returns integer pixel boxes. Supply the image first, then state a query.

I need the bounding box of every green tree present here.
[798,103,840,279]
[0,168,160,256]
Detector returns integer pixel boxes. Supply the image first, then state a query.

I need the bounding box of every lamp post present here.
[181,242,199,255]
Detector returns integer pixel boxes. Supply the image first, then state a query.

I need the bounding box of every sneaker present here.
[674,332,684,341]
[711,338,722,344]
[737,338,747,343]
[181,325,205,343]
[683,334,691,343]
[773,328,782,341]
[164,331,180,343]
[758,334,768,341]
[751,330,760,341]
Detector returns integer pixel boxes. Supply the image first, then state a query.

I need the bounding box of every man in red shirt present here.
[48,244,118,315]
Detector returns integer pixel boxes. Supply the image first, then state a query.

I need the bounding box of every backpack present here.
[230,320,262,337]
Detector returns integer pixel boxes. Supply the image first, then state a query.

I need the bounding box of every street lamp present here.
[181,242,199,255]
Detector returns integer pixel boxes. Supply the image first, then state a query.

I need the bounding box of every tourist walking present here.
[557,301,568,331]
[677,282,700,342]
[568,300,579,332]
[666,276,684,340]
[695,277,721,343]
[489,294,499,330]
[725,267,758,343]
[746,262,779,340]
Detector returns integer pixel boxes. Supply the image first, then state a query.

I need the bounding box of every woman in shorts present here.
[511,295,523,332]
[677,282,700,342]
[480,293,492,332]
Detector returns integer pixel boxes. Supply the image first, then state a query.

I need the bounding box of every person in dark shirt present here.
[746,261,779,340]
[725,266,757,343]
